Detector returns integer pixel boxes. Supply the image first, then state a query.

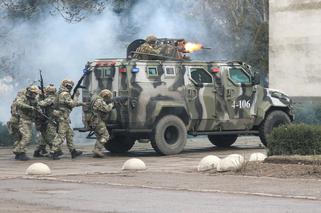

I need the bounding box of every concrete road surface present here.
[0,136,321,212]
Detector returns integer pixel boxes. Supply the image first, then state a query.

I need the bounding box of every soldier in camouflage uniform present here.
[134,35,161,59]
[50,80,83,160]
[89,89,114,158]
[13,85,40,161]
[7,89,25,144]
[34,84,58,157]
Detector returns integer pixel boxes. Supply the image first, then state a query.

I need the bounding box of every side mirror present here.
[252,72,261,85]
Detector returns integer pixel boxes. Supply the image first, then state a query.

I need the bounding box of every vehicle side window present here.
[190,68,212,84]
[95,67,115,78]
[164,66,176,77]
[147,67,158,77]
[228,68,250,84]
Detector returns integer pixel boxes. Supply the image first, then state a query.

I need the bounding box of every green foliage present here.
[0,122,37,146]
[293,102,321,125]
[267,124,321,156]
[0,122,13,146]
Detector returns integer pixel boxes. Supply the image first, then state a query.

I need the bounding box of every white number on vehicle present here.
[234,100,251,109]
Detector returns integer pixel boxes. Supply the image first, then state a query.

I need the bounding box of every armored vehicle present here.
[79,39,293,155]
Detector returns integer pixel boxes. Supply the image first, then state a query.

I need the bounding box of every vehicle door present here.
[184,66,216,131]
[220,66,257,130]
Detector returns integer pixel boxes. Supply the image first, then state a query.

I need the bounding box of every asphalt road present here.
[0,136,321,213]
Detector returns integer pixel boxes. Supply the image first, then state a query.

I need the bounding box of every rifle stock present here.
[72,63,91,99]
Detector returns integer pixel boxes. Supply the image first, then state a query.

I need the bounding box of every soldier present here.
[7,89,25,145]
[34,84,58,157]
[50,79,83,160]
[13,85,40,161]
[89,89,114,158]
[134,35,160,59]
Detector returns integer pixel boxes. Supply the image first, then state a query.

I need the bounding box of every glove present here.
[107,103,114,111]
[28,105,35,111]
[36,106,42,112]
[75,90,80,97]
[79,102,88,107]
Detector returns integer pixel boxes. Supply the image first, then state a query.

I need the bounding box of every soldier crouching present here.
[13,85,40,161]
[50,80,84,160]
[89,89,114,158]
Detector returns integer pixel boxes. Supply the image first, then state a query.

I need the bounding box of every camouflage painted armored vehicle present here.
[79,39,294,155]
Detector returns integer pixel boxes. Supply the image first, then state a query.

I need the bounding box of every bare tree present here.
[0,0,106,22]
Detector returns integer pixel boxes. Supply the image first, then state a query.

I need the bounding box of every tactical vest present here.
[88,95,101,127]
[17,95,38,121]
[56,89,73,119]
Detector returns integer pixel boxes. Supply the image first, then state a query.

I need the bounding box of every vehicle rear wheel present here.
[259,110,291,147]
[208,135,238,147]
[151,115,187,155]
[104,135,135,153]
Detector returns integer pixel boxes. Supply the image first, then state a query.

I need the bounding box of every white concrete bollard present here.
[197,155,221,172]
[26,162,51,175]
[122,158,146,171]
[249,153,267,162]
[217,154,245,172]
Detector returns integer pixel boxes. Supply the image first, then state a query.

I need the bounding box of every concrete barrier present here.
[26,162,51,175]
[197,155,221,172]
[122,158,146,171]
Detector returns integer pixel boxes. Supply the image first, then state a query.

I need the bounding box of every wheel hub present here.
[164,125,179,145]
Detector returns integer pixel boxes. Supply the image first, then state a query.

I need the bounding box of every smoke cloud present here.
[0,0,267,123]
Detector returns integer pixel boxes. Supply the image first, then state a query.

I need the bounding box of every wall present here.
[269,0,321,96]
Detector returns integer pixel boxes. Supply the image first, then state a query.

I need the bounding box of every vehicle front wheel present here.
[208,135,238,147]
[259,110,291,147]
[151,115,187,155]
[104,135,136,153]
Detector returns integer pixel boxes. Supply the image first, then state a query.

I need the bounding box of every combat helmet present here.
[145,35,157,44]
[99,89,113,99]
[61,79,74,89]
[26,85,40,98]
[45,84,56,94]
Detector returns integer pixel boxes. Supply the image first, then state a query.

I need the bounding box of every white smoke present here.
[0,0,263,123]
[0,5,123,122]
[0,0,210,122]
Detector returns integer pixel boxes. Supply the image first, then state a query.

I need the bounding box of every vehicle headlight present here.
[271,91,290,103]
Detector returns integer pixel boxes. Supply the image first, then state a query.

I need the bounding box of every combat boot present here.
[15,152,30,161]
[33,149,42,157]
[50,152,61,160]
[56,150,64,157]
[92,149,104,158]
[33,145,48,157]
[70,149,82,159]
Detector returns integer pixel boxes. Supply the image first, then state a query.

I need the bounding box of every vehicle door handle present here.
[226,89,232,97]
[187,88,197,100]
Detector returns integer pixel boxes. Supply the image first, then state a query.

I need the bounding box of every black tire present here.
[259,110,291,147]
[208,135,238,147]
[151,115,187,155]
[104,135,135,153]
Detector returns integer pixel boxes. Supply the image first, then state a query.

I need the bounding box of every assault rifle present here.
[107,96,129,106]
[38,70,49,124]
[39,70,45,100]
[71,62,91,99]
[34,108,58,126]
